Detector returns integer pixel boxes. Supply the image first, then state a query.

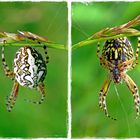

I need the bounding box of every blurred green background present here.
[0,2,67,138]
[72,2,140,138]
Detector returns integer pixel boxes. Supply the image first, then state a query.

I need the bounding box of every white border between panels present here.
[71,0,140,2]
[67,0,72,139]
[0,0,67,2]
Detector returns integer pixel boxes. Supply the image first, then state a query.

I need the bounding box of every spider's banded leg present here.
[36,83,46,104]
[132,37,140,69]
[1,45,15,80]
[123,73,140,119]
[97,42,101,58]
[25,83,46,104]
[43,45,49,64]
[99,78,116,120]
[36,40,49,64]
[6,80,19,112]
[97,42,105,66]
[135,37,140,65]
[119,57,135,71]
[37,41,49,64]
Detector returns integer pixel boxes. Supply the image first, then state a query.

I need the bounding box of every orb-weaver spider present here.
[1,32,49,112]
[97,37,140,120]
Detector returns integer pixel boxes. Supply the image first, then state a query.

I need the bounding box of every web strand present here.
[73,20,90,37]
[46,5,63,33]
[114,85,131,137]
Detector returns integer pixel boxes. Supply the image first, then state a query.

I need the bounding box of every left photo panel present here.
[0,2,68,138]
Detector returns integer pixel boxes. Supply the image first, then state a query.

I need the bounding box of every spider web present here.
[46,5,64,35]
[73,19,89,38]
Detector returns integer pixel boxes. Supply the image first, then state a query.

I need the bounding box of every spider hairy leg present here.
[131,37,140,69]
[1,44,15,80]
[34,41,49,64]
[119,57,135,71]
[135,37,140,65]
[43,45,49,64]
[123,73,140,119]
[99,78,116,120]
[37,41,49,64]
[97,42,105,66]
[24,83,46,104]
[97,42,101,58]
[6,80,19,112]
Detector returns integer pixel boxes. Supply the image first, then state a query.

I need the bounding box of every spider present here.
[97,37,140,120]
[1,32,49,112]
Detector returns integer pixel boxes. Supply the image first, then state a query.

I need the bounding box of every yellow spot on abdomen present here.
[115,50,118,59]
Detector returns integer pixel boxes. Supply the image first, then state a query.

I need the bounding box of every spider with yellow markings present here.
[1,32,49,112]
[97,37,140,120]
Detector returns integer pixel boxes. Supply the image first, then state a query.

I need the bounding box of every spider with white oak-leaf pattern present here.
[1,34,49,112]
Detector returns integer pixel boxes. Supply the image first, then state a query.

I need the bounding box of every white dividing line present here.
[0,0,67,2]
[67,0,72,139]
[71,0,140,2]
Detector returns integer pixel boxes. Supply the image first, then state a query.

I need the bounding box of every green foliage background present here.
[0,2,67,138]
[72,2,140,138]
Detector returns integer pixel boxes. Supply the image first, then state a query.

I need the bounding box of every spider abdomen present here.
[102,37,134,63]
[14,46,46,88]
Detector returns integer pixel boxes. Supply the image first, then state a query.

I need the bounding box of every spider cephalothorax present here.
[97,37,140,120]
[2,44,49,112]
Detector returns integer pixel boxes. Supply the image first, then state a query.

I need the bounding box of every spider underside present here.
[1,36,49,112]
[97,37,140,120]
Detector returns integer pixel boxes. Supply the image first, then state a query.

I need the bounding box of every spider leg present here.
[97,42,106,67]
[99,77,116,120]
[35,42,49,64]
[6,80,19,112]
[37,41,49,64]
[1,43,15,80]
[119,57,135,71]
[122,73,140,119]
[131,37,140,69]
[43,45,49,64]
[97,42,101,58]
[25,82,46,104]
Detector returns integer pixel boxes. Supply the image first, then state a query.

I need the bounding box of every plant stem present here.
[0,31,67,50]
[72,15,140,50]
[72,32,140,49]
[0,41,67,50]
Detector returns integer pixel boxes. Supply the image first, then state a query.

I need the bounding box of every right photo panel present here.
[72,2,140,138]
